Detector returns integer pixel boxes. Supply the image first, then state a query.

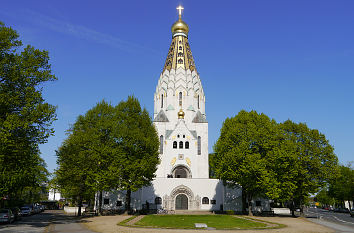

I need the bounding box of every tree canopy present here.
[328,163,354,210]
[55,97,159,214]
[0,22,56,204]
[212,110,338,216]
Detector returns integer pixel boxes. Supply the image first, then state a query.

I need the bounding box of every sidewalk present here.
[46,211,96,233]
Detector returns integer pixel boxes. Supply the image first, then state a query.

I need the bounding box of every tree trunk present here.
[98,191,103,215]
[247,195,253,216]
[125,189,131,214]
[242,189,247,215]
[78,196,82,216]
[348,200,352,211]
[299,200,305,217]
[291,200,296,217]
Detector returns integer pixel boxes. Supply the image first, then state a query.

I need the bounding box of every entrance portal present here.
[175,194,188,210]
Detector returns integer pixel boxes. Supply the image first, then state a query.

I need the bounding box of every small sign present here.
[315,202,320,206]
[195,223,208,228]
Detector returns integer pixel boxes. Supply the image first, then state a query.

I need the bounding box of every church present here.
[98,6,266,212]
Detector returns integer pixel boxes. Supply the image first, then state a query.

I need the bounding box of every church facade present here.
[97,7,263,212]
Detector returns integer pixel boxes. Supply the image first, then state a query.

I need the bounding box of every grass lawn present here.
[134,215,268,229]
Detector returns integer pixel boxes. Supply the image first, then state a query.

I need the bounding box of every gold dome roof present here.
[178,109,185,119]
[171,18,189,37]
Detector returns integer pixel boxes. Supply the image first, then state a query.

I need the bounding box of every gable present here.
[192,111,207,123]
[154,110,169,122]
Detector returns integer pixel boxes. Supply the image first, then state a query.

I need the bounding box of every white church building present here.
[98,7,268,212]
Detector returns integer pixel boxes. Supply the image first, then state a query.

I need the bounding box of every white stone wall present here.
[100,178,243,212]
[154,67,209,179]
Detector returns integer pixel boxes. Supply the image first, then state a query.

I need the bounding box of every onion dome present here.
[178,109,185,119]
[171,17,189,37]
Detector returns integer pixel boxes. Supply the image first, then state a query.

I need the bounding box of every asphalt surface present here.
[0,210,95,233]
[305,207,354,232]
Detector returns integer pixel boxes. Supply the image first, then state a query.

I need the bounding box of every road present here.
[0,210,95,233]
[305,207,354,232]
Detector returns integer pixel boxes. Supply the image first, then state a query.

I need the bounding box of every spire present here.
[163,6,197,73]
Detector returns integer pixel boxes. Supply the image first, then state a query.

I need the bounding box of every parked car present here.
[334,208,350,213]
[0,209,15,224]
[34,206,41,214]
[20,207,32,216]
[10,207,22,221]
[350,209,354,217]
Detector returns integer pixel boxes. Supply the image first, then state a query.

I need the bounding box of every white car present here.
[20,207,32,216]
[0,209,15,223]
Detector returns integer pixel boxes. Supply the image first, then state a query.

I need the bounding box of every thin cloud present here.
[1,8,159,54]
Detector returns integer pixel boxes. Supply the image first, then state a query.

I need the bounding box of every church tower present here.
[100,6,244,212]
[153,6,209,179]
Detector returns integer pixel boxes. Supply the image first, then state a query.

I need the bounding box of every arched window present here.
[185,141,189,149]
[155,197,162,205]
[173,141,177,149]
[174,166,188,178]
[179,92,182,106]
[178,52,183,57]
[160,135,163,154]
[178,59,183,64]
[161,94,164,108]
[179,141,183,149]
[179,46,182,50]
[198,95,200,109]
[198,136,201,155]
[202,197,209,204]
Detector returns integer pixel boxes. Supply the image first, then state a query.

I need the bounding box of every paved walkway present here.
[46,211,96,233]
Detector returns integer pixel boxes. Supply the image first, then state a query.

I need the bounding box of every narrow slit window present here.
[173,141,177,149]
[198,95,200,109]
[161,94,164,108]
[198,136,201,155]
[185,141,189,149]
[160,135,164,154]
[179,92,182,106]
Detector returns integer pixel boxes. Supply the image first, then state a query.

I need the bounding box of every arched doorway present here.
[172,165,191,178]
[175,194,188,210]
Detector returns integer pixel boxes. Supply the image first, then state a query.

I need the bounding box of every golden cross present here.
[176,5,184,18]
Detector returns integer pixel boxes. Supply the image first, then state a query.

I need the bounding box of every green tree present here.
[212,110,280,215]
[110,96,160,213]
[56,97,160,214]
[212,111,338,216]
[0,22,56,204]
[328,164,354,209]
[316,187,335,207]
[280,120,338,216]
[55,100,115,215]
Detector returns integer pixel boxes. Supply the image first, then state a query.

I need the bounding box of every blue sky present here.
[1,0,353,173]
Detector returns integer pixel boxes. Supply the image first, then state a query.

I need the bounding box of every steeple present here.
[162,6,197,73]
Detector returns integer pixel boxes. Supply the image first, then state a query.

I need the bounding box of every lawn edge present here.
[241,216,287,229]
[117,215,139,226]
[120,214,286,230]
